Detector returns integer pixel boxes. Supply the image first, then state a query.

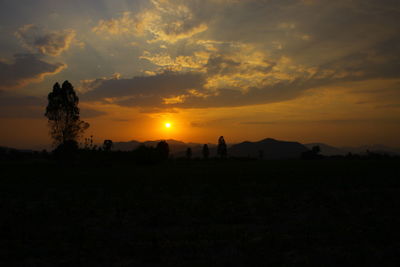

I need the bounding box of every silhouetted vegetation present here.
[186,147,192,159]
[45,81,89,155]
[132,144,162,165]
[258,149,264,160]
[156,140,169,160]
[217,136,227,158]
[103,139,113,152]
[53,139,79,160]
[301,145,323,159]
[202,144,210,159]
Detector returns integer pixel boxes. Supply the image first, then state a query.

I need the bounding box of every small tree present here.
[186,147,192,159]
[202,144,209,159]
[156,140,169,160]
[45,81,89,147]
[258,150,264,160]
[311,145,321,155]
[217,136,227,158]
[84,135,94,150]
[103,140,113,152]
[301,145,322,159]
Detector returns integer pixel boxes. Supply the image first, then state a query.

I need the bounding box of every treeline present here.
[1,142,399,163]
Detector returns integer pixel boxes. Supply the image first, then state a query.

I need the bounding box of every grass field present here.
[1,159,400,266]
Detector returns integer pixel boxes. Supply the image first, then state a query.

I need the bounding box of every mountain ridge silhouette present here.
[3,138,399,157]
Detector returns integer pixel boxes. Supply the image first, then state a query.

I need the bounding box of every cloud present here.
[140,50,210,71]
[15,25,78,56]
[93,0,208,43]
[78,73,122,94]
[92,12,147,36]
[81,50,398,111]
[83,0,400,111]
[0,54,66,90]
[83,71,205,106]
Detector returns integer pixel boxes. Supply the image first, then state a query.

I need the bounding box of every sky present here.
[1,0,400,149]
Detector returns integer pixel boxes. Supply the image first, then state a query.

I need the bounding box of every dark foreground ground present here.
[1,158,400,266]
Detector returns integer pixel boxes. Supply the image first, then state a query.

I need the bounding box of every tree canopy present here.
[202,144,210,159]
[45,81,89,146]
[217,136,227,158]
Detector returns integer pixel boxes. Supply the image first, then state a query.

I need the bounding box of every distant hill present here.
[229,138,308,159]
[4,139,399,158]
[113,139,217,157]
[305,143,400,156]
[143,139,188,153]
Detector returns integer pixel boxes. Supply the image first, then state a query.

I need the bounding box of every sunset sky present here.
[1,0,400,149]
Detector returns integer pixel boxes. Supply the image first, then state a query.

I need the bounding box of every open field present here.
[1,159,400,266]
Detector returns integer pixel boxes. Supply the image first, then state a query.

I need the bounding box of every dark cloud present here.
[176,79,315,109]
[57,0,400,110]
[83,70,205,101]
[81,30,400,110]
[82,60,378,110]
[15,25,77,56]
[206,55,242,76]
[0,54,66,90]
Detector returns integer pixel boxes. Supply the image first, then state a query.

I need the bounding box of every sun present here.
[165,122,171,128]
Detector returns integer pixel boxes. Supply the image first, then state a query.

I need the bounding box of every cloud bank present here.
[82,0,400,111]
[0,54,66,90]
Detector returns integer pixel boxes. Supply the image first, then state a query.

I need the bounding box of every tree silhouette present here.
[45,81,89,147]
[301,145,322,159]
[156,140,169,160]
[103,140,113,152]
[202,144,210,159]
[217,136,227,158]
[312,145,321,155]
[84,135,94,150]
[258,149,264,160]
[53,139,79,159]
[186,147,192,159]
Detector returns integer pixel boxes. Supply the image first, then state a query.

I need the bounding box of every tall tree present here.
[202,144,210,159]
[186,147,192,159]
[45,81,89,146]
[217,136,227,158]
[156,140,169,160]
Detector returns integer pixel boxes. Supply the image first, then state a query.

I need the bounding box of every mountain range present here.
[111,138,400,158]
[2,138,399,159]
